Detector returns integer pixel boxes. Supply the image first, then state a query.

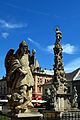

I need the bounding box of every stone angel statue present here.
[5,40,34,113]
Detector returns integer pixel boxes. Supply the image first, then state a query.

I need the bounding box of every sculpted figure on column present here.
[5,40,34,112]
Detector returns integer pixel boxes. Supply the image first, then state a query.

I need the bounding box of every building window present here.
[32,86,35,93]
[0,86,1,94]
[45,79,47,83]
[67,86,70,93]
[38,87,41,93]
[38,78,42,86]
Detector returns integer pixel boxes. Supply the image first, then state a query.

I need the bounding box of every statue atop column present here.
[53,27,67,92]
[50,27,68,111]
[5,40,34,113]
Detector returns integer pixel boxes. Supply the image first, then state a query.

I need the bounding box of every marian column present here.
[51,27,68,111]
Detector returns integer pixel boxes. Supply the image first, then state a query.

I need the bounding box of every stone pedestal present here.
[57,97,64,111]
[43,110,60,118]
[11,112,43,120]
[1,107,43,120]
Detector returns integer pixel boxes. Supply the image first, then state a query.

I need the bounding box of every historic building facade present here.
[32,69,53,100]
[0,69,54,101]
[66,68,80,108]
[0,77,7,99]
[0,68,80,108]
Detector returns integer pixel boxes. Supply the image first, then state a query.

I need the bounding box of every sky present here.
[0,0,80,77]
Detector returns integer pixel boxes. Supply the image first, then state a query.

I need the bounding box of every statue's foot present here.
[15,101,34,111]
[15,105,22,109]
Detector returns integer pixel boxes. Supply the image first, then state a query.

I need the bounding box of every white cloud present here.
[47,45,54,53]
[1,2,49,17]
[27,37,77,55]
[1,32,9,39]
[0,19,27,29]
[27,37,42,50]
[27,37,34,43]
[28,37,54,52]
[62,44,76,54]
[47,43,76,54]
[64,57,80,73]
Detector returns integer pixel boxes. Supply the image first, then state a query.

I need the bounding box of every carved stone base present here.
[43,110,60,118]
[11,112,43,120]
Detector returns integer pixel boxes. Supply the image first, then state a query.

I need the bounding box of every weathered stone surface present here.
[50,27,68,111]
[5,40,35,113]
[10,112,43,120]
